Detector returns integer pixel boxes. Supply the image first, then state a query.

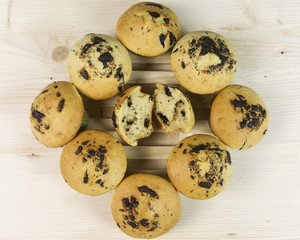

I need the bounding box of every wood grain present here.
[0,0,300,239]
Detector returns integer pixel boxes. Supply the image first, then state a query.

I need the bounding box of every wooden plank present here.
[1,0,300,239]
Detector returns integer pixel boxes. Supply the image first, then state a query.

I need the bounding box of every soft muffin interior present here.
[154,84,192,133]
[119,88,153,145]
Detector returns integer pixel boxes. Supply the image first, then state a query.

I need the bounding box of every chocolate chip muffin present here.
[111,173,181,239]
[153,83,195,134]
[112,86,154,146]
[60,130,127,196]
[116,2,181,57]
[167,134,232,200]
[171,31,237,94]
[210,84,269,150]
[67,33,132,100]
[30,81,85,148]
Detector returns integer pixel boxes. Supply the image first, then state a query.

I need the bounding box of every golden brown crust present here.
[116,2,181,57]
[111,173,181,238]
[30,81,84,148]
[67,33,132,100]
[60,130,127,196]
[171,31,237,94]
[167,134,232,199]
[210,84,269,150]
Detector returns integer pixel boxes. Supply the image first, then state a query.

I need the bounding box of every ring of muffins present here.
[29,1,269,239]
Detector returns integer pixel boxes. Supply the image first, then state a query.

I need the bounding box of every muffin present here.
[112,86,154,146]
[153,83,195,133]
[30,81,86,148]
[167,134,232,200]
[116,2,181,57]
[171,31,237,94]
[60,130,127,196]
[67,33,132,100]
[111,173,181,239]
[210,84,269,150]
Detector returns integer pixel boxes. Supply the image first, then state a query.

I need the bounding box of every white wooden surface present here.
[0,0,300,239]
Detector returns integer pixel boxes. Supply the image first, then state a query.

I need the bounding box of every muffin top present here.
[116,2,181,56]
[210,84,269,150]
[111,173,181,238]
[167,134,232,199]
[67,33,132,100]
[30,81,84,147]
[60,130,127,196]
[171,31,237,94]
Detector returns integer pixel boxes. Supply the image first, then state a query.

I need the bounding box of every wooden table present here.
[1,0,299,239]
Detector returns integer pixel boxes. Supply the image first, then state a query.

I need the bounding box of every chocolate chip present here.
[199,37,216,55]
[95,179,104,187]
[130,196,139,208]
[190,175,195,179]
[102,169,108,175]
[189,160,196,166]
[183,149,187,154]
[148,11,160,18]
[75,146,83,155]
[128,221,137,229]
[231,99,247,109]
[112,111,117,128]
[127,97,132,107]
[82,140,89,145]
[239,118,247,129]
[239,140,246,150]
[129,215,135,221]
[173,48,178,53]
[168,31,177,46]
[147,221,158,231]
[219,179,224,186]
[163,18,169,24]
[93,36,106,44]
[98,52,114,64]
[56,92,61,97]
[81,43,92,57]
[263,129,267,135]
[117,223,120,228]
[139,219,149,227]
[114,67,124,82]
[199,181,211,189]
[138,186,159,198]
[57,98,65,112]
[247,118,259,128]
[181,61,186,69]
[190,144,208,154]
[54,85,58,89]
[118,85,123,92]
[189,47,197,55]
[164,86,172,96]
[145,3,163,9]
[31,110,45,123]
[98,145,107,153]
[82,157,87,163]
[144,118,150,128]
[122,198,132,210]
[83,171,89,184]
[157,112,169,124]
[41,89,48,94]
[178,143,183,148]
[180,110,186,117]
[159,34,166,48]
[88,149,95,157]
[44,124,50,130]
[80,69,89,80]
